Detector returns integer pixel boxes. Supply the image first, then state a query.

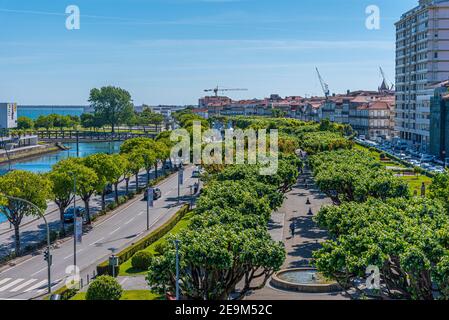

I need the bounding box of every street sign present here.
[109,255,119,267]
[75,216,83,244]
[179,169,184,185]
[147,187,154,208]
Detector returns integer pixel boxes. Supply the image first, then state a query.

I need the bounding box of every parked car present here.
[420,154,435,163]
[163,162,172,170]
[192,168,201,178]
[64,206,86,223]
[104,183,113,195]
[144,187,162,201]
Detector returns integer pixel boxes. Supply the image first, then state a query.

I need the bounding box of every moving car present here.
[144,187,162,201]
[64,206,86,223]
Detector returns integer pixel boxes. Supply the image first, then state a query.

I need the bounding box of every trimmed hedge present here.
[96,204,190,276]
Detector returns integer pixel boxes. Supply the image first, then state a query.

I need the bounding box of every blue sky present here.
[0,0,417,105]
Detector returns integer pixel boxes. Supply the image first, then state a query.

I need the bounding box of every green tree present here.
[47,168,75,235]
[55,158,99,224]
[17,116,34,130]
[83,154,117,211]
[126,150,145,191]
[110,154,128,203]
[80,113,104,129]
[35,115,54,130]
[139,148,157,185]
[86,275,123,300]
[0,171,52,256]
[147,225,284,300]
[89,86,134,133]
[314,198,449,300]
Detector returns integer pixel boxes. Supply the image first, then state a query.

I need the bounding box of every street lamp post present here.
[189,185,193,210]
[177,166,184,204]
[146,186,154,231]
[1,194,52,294]
[174,239,180,300]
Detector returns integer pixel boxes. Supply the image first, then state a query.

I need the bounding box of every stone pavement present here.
[245,166,350,300]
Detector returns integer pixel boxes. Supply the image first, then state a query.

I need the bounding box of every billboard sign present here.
[75,216,83,244]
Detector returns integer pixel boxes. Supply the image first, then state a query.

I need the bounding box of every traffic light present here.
[44,249,52,266]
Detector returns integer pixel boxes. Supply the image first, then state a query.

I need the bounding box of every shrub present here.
[131,251,153,270]
[61,288,79,300]
[85,276,123,300]
[153,241,168,256]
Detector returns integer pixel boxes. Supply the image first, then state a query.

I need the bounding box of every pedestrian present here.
[289,221,296,238]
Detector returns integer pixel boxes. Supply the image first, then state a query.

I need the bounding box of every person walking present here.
[289,221,296,238]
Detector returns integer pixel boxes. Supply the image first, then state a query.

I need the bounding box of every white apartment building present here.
[395,0,449,152]
[0,103,18,129]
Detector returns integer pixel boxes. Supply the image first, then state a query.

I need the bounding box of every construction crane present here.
[379,66,394,90]
[204,86,248,97]
[316,68,330,99]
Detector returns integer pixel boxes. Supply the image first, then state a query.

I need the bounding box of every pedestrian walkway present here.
[0,277,62,296]
[245,166,349,300]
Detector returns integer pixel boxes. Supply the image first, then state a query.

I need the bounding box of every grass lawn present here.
[71,290,163,300]
[353,144,433,194]
[119,211,196,276]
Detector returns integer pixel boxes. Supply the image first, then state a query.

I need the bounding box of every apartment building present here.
[395,0,449,152]
[0,103,18,129]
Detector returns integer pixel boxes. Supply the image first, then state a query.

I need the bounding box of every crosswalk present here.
[0,277,53,294]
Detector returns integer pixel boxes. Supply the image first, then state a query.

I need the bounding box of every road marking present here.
[31,267,47,277]
[89,237,104,246]
[0,278,24,292]
[110,227,120,235]
[64,253,74,260]
[137,211,143,216]
[0,278,11,286]
[24,280,47,292]
[125,217,135,225]
[10,279,38,292]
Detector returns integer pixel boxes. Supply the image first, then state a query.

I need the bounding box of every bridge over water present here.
[36,130,158,143]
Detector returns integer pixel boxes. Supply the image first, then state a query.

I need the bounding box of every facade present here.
[0,103,18,129]
[395,0,449,152]
[429,80,449,158]
[195,88,395,140]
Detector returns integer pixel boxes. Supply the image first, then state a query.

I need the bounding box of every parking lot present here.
[355,138,446,175]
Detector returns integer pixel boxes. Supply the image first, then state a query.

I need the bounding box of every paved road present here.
[0,166,198,300]
[0,166,166,258]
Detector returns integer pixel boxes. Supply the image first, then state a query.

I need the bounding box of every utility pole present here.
[177,166,184,204]
[146,187,153,231]
[72,174,77,269]
[189,185,193,210]
[76,131,79,157]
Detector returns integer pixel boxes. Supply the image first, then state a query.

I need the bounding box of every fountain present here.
[271,268,342,293]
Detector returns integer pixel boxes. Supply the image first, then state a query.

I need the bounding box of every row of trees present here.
[146,155,301,299]
[16,86,165,132]
[280,126,449,299]
[223,116,449,300]
[309,149,410,204]
[0,136,171,256]
[18,114,80,130]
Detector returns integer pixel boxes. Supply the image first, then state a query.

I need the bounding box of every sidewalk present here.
[245,166,349,300]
